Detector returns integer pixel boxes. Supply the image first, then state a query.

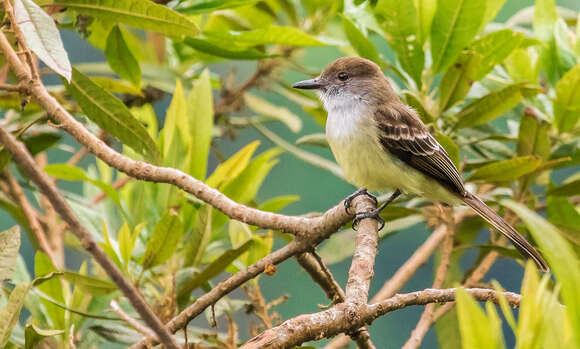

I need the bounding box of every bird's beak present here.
[292,78,324,90]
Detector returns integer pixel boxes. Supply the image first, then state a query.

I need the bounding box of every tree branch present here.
[0,127,181,349]
[240,288,521,349]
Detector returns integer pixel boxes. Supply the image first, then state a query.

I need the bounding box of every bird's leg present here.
[353,189,402,231]
[343,188,377,213]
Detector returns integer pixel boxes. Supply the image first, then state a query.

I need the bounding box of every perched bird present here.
[293,57,549,272]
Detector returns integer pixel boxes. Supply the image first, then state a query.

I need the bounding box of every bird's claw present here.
[352,209,385,231]
[343,188,377,213]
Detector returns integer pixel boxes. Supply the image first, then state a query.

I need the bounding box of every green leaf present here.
[435,133,459,168]
[533,0,558,42]
[502,200,580,345]
[244,93,302,133]
[554,64,580,133]
[296,133,329,148]
[204,26,325,47]
[375,0,424,86]
[92,76,143,95]
[517,114,550,159]
[546,196,580,233]
[177,0,260,14]
[105,25,141,87]
[0,283,30,347]
[456,288,505,349]
[13,0,71,81]
[413,0,436,44]
[142,210,183,269]
[439,29,538,111]
[178,239,254,299]
[66,68,160,163]
[118,222,141,265]
[482,0,506,27]
[546,178,580,196]
[161,79,187,159]
[205,141,260,188]
[187,69,214,179]
[456,84,540,128]
[183,38,274,60]
[25,324,64,349]
[258,195,300,213]
[341,15,382,65]
[61,271,117,295]
[34,252,65,329]
[184,205,212,267]
[468,156,542,182]
[43,164,120,205]
[504,48,540,83]
[430,0,484,74]
[0,226,20,281]
[53,0,199,38]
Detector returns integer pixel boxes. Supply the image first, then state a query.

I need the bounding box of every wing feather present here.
[375,105,466,196]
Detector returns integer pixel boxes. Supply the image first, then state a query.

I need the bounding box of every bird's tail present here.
[462,192,549,272]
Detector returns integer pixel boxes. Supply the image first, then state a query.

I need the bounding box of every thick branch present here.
[0,127,181,349]
[345,195,379,305]
[240,288,521,349]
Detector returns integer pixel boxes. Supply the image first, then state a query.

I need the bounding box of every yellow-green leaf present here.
[456,287,505,349]
[0,226,20,281]
[468,156,542,182]
[188,69,214,179]
[105,25,141,87]
[142,210,183,269]
[54,0,199,38]
[205,141,260,188]
[554,64,580,133]
[204,25,325,47]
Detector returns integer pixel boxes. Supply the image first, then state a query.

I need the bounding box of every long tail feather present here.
[462,192,549,272]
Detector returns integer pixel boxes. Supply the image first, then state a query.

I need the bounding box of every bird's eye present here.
[337,72,349,81]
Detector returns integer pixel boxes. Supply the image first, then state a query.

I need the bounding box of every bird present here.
[292,57,549,272]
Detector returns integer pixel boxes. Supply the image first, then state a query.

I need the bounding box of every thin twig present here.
[3,170,60,268]
[402,208,456,349]
[110,300,159,342]
[239,288,521,349]
[0,82,21,92]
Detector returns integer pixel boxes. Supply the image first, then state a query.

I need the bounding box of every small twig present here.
[243,283,273,329]
[0,82,21,92]
[92,176,131,204]
[3,170,60,268]
[402,208,456,349]
[110,300,159,342]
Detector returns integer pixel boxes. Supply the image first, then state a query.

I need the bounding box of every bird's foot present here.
[343,188,377,213]
[353,209,385,231]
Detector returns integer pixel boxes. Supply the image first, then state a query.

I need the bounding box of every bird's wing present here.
[374,104,466,196]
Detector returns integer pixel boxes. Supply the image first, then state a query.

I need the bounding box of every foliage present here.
[0,0,579,348]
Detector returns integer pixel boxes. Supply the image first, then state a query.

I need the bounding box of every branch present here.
[0,127,180,349]
[110,300,158,342]
[240,288,521,349]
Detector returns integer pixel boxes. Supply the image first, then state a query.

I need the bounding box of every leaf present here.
[205,141,260,188]
[456,84,540,128]
[62,271,117,295]
[413,0,436,45]
[244,93,302,133]
[204,26,325,47]
[66,69,160,163]
[258,195,300,213]
[105,25,141,87]
[34,252,65,328]
[533,0,558,42]
[430,0,484,74]
[142,210,183,269]
[375,0,424,86]
[341,15,382,65]
[502,200,580,344]
[554,64,580,133]
[43,164,120,205]
[0,283,30,347]
[25,324,64,349]
[184,205,212,267]
[187,69,214,179]
[456,288,505,349]
[177,0,260,14]
[517,114,550,159]
[504,48,539,83]
[118,222,141,264]
[53,0,199,38]
[482,0,506,27]
[13,0,71,81]
[161,79,187,159]
[296,133,329,148]
[546,178,580,196]
[546,196,580,233]
[183,38,274,60]
[439,29,540,111]
[468,156,541,182]
[178,239,254,299]
[0,226,20,281]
